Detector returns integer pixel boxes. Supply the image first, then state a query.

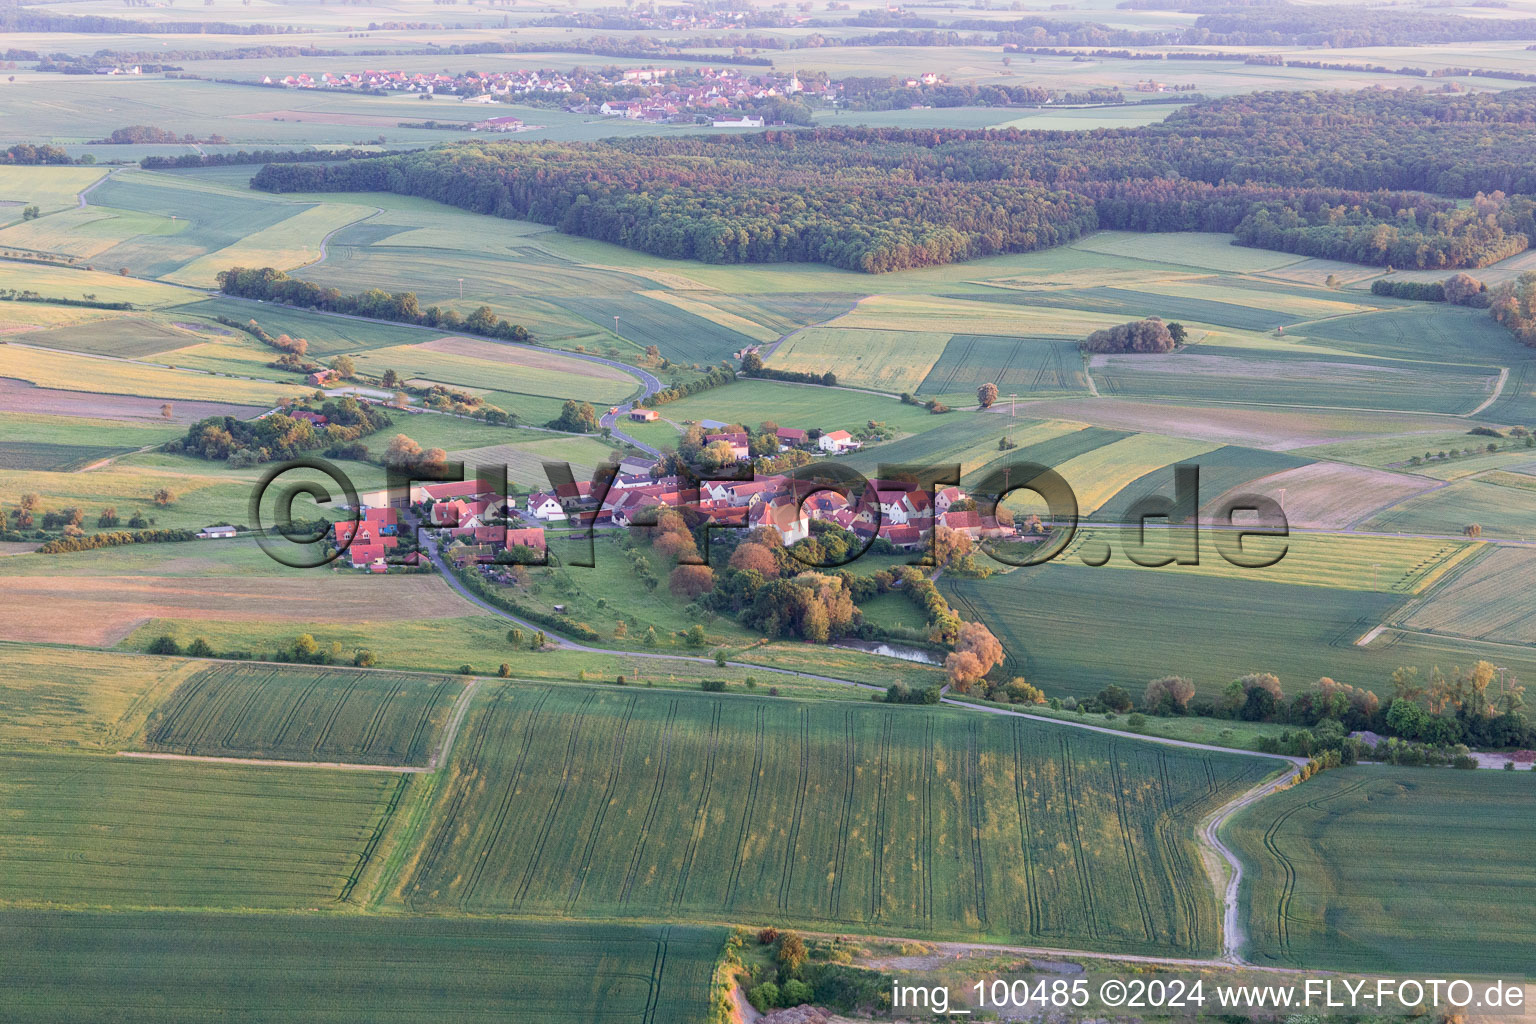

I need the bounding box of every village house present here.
[818,429,861,454]
[704,432,751,461]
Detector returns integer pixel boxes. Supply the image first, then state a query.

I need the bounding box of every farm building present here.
[629,408,659,422]
[470,115,524,132]
[197,525,237,540]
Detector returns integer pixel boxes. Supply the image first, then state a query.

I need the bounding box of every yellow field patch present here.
[0,344,305,404]
[1060,528,1478,594]
[162,204,371,287]
[0,643,198,750]
[768,326,950,393]
[1055,434,1221,515]
[1149,279,1376,319]
[0,165,110,215]
[0,260,192,308]
[640,290,780,344]
[834,294,1128,337]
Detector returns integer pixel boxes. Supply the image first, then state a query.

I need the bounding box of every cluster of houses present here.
[519,472,1015,554]
[264,65,830,125]
[334,436,1020,570]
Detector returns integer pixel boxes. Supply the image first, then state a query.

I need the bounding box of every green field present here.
[1363,476,1536,542]
[640,379,935,437]
[1228,767,1536,973]
[844,419,1125,480]
[398,682,1270,956]
[0,441,137,472]
[944,566,1402,699]
[163,203,370,288]
[916,334,1090,400]
[142,664,463,767]
[1293,304,1526,365]
[168,297,434,356]
[969,285,1303,333]
[83,172,315,280]
[349,342,639,405]
[0,911,723,1024]
[447,435,623,486]
[0,166,109,214]
[16,316,199,359]
[1396,546,1536,644]
[1091,444,1310,525]
[0,343,305,404]
[554,291,758,365]
[0,751,402,909]
[0,645,197,752]
[1090,346,1499,416]
[768,327,951,393]
[1059,530,1478,595]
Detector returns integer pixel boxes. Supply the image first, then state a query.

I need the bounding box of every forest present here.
[251,88,1536,274]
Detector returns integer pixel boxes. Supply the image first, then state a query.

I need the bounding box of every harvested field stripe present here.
[568,695,639,910]
[870,713,892,921]
[922,717,935,925]
[1109,743,1154,943]
[1011,721,1041,936]
[829,708,857,919]
[966,720,989,927]
[1059,736,1101,940]
[725,704,766,911]
[410,685,507,909]
[620,699,679,906]
[339,772,408,904]
[512,690,598,906]
[310,675,359,757]
[672,702,723,908]
[777,706,813,913]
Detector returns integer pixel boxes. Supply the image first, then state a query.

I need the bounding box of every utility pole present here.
[457,278,464,300]
[613,315,620,337]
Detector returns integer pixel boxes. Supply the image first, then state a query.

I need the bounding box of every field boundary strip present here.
[116,751,430,773]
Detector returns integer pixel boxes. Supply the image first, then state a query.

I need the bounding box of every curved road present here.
[420,533,886,692]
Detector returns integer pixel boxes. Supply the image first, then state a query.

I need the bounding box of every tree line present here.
[168,397,391,465]
[215,266,530,340]
[250,87,1536,273]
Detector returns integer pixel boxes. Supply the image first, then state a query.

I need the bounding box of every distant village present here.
[262,64,942,126]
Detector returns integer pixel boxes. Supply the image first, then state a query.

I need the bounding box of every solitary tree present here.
[160,402,173,419]
[330,354,356,379]
[977,381,998,408]
[669,563,714,600]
